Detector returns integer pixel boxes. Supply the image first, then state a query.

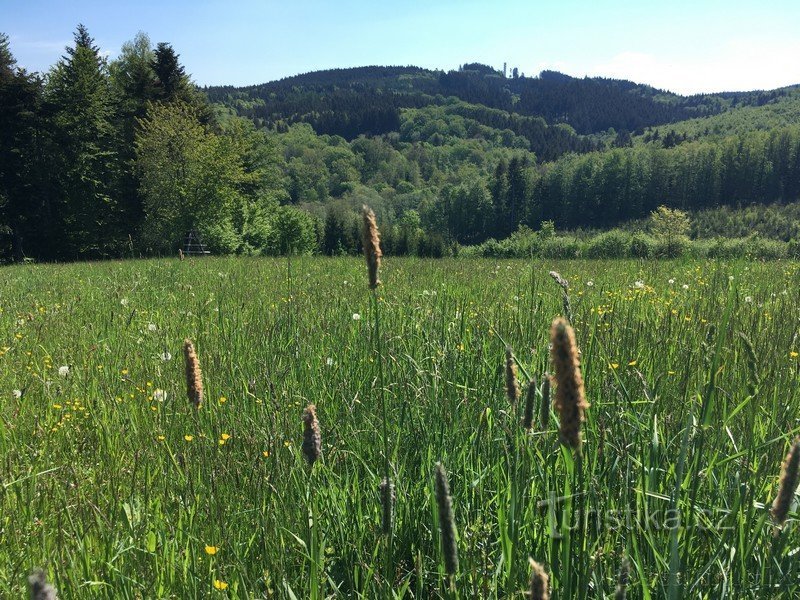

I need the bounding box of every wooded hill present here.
[2,26,799,261]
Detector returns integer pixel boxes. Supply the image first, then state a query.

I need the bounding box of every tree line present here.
[2,27,800,262]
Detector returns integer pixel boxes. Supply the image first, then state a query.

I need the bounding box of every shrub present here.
[584,230,631,258]
[629,233,655,258]
[542,236,581,259]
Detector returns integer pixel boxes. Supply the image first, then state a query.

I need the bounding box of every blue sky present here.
[3,0,799,94]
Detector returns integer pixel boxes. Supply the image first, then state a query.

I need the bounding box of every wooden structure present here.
[183,230,210,256]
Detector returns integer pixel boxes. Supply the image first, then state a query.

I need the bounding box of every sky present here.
[3,0,800,95]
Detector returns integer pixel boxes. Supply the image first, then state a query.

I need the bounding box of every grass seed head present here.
[550,318,589,451]
[379,476,395,535]
[523,376,536,430]
[549,270,569,292]
[361,205,382,290]
[540,375,551,429]
[434,462,459,575]
[302,404,322,465]
[771,437,800,525]
[28,569,58,600]
[183,339,203,409]
[528,558,550,600]
[505,346,521,406]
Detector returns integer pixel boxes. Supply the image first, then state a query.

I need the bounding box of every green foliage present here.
[265,205,319,255]
[629,232,655,258]
[583,229,631,258]
[3,28,800,262]
[46,25,121,257]
[135,101,243,252]
[650,205,691,258]
[541,235,581,258]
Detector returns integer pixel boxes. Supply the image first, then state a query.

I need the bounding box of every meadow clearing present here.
[1,255,799,598]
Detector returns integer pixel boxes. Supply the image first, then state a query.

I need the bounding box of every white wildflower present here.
[682,284,689,290]
[326,357,334,367]
[153,389,167,402]
[120,298,129,307]
[634,280,645,289]
[744,296,753,303]
[12,389,22,399]
[147,323,157,332]
[58,365,70,378]
[352,313,361,321]
[668,278,675,285]
[160,351,172,362]
[586,280,594,287]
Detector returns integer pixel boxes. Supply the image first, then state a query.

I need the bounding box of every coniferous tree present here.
[0,33,51,260]
[46,24,120,257]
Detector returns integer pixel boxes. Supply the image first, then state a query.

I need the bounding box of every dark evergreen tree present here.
[46,24,120,258]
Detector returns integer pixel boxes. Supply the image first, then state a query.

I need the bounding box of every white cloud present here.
[584,40,800,94]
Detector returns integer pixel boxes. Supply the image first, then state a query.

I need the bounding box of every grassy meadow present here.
[1,256,799,598]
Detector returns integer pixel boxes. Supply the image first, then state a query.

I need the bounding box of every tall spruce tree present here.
[110,32,157,238]
[47,24,120,258]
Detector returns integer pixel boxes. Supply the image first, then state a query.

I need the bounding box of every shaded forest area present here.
[2,27,800,262]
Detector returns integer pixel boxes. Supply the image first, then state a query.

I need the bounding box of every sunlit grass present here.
[0,256,798,598]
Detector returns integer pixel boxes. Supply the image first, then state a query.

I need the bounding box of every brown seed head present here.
[528,558,550,600]
[302,404,322,465]
[523,376,537,430]
[183,339,203,408]
[434,462,459,575]
[505,346,521,406]
[771,438,800,525]
[361,205,382,289]
[550,318,589,451]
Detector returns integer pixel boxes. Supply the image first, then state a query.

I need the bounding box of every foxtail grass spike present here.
[28,569,58,600]
[361,205,382,289]
[505,346,521,406]
[379,476,395,535]
[523,376,536,430]
[771,437,800,525]
[302,404,322,465]
[540,375,551,429]
[614,557,630,600]
[183,339,203,408]
[528,558,550,600]
[434,462,459,575]
[548,271,569,291]
[550,318,589,451]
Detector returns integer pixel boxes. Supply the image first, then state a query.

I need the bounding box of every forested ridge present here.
[2,26,800,262]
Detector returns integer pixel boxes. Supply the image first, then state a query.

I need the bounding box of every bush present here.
[584,230,631,258]
[743,236,786,259]
[629,233,655,258]
[653,236,688,258]
[417,232,447,258]
[541,236,581,259]
[788,239,800,259]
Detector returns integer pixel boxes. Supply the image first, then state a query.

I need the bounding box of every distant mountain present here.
[206,63,795,162]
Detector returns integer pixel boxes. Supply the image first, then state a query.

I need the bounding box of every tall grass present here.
[0,256,798,597]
